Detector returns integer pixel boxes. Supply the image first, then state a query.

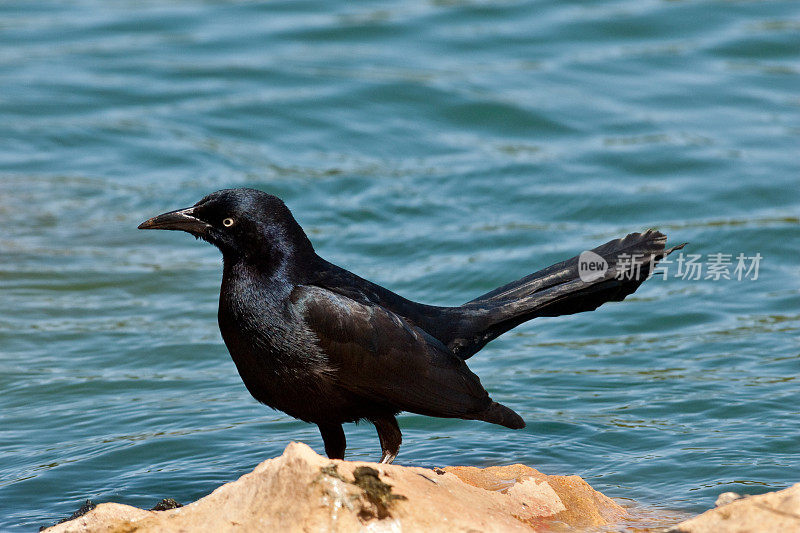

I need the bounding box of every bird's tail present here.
[467,401,526,429]
[447,230,685,359]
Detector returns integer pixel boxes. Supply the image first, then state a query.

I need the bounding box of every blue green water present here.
[2,1,799,530]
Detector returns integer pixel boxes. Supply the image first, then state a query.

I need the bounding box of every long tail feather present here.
[467,401,525,429]
[446,230,685,359]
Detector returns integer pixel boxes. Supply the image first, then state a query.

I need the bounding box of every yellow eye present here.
[222,217,234,227]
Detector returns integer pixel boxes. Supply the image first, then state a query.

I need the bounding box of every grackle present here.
[139,188,683,463]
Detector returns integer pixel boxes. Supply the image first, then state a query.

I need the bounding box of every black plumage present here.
[139,188,683,463]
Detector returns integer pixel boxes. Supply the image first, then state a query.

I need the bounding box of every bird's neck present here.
[221,242,318,285]
[221,256,287,295]
[218,259,294,358]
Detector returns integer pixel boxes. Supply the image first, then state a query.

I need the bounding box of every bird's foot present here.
[379,451,397,464]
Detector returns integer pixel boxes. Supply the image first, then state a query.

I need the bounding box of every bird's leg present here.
[318,423,346,459]
[371,416,402,464]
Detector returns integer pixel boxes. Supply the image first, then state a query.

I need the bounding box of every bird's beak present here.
[138,207,210,235]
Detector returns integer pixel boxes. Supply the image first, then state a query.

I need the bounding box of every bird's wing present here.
[289,284,492,418]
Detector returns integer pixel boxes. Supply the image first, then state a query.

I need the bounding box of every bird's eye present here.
[222,217,234,227]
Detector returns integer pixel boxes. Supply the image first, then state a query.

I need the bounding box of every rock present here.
[714,492,743,507]
[44,502,151,533]
[443,464,627,528]
[39,500,98,532]
[149,498,182,511]
[43,442,627,533]
[669,483,800,533]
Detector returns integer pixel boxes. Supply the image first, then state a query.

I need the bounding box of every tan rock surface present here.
[45,504,152,533]
[444,464,627,529]
[669,483,800,533]
[45,441,627,533]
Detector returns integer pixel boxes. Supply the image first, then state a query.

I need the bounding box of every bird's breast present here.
[217,277,336,418]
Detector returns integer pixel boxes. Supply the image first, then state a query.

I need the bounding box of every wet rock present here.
[39,500,97,532]
[149,498,182,511]
[43,442,627,533]
[669,483,800,533]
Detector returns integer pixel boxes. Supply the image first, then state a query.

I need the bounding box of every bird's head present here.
[138,188,314,267]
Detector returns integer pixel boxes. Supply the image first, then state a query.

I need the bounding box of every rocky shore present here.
[43,442,799,532]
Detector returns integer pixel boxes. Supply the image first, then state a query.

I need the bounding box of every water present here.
[1,1,798,530]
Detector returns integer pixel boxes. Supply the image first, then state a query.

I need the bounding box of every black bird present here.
[139,188,683,463]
